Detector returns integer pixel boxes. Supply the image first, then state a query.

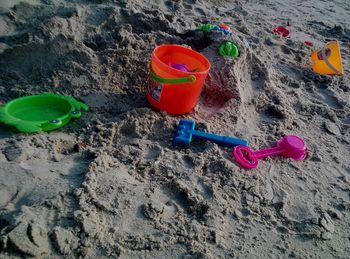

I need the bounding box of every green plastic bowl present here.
[0,93,88,133]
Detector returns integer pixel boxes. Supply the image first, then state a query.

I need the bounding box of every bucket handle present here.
[321,46,341,76]
[149,63,196,84]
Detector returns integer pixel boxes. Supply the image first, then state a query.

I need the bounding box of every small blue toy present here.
[200,24,233,36]
[212,25,232,36]
[173,120,248,148]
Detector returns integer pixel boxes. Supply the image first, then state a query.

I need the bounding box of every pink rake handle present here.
[233,135,307,170]
[253,146,284,159]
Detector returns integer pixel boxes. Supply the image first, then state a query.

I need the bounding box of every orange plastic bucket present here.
[146,45,210,115]
[310,41,343,76]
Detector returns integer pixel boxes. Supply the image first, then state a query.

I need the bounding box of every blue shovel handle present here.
[191,130,248,147]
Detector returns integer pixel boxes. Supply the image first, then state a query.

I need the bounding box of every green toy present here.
[218,41,239,58]
[0,93,88,133]
[199,24,215,32]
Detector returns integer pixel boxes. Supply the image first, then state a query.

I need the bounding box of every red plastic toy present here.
[147,45,210,115]
[219,24,231,32]
[304,41,313,47]
[272,26,290,38]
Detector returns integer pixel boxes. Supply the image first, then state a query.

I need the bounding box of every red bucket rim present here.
[152,44,211,76]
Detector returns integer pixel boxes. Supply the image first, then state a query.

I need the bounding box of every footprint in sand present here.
[315,88,344,110]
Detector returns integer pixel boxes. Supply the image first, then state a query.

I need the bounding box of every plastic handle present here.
[149,66,196,84]
[191,130,248,147]
[49,119,62,126]
[70,111,82,118]
[253,146,284,159]
[321,46,341,75]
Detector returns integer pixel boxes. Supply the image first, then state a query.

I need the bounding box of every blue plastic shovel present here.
[173,120,248,148]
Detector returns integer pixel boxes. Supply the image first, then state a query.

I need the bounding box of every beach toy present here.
[212,25,232,36]
[147,45,210,115]
[218,41,239,58]
[304,41,313,47]
[199,24,232,36]
[219,24,232,32]
[173,120,248,148]
[309,41,343,76]
[272,26,290,38]
[233,135,307,170]
[168,63,190,72]
[200,24,215,32]
[0,93,88,133]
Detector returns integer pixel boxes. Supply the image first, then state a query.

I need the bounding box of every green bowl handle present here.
[149,65,196,84]
[70,111,82,118]
[49,119,62,126]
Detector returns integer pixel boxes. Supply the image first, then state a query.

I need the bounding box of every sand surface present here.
[0,0,350,258]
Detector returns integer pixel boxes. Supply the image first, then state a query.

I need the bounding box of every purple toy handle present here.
[233,135,307,170]
[168,63,189,72]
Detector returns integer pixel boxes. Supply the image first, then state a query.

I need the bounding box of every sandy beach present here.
[0,0,349,258]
